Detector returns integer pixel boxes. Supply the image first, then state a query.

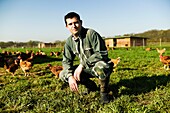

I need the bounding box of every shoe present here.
[100,93,110,104]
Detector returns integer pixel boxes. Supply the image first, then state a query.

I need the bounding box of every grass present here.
[0,46,170,113]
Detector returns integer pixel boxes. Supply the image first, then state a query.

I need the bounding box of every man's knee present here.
[92,61,112,79]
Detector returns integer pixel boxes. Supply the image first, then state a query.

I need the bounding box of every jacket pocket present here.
[84,47,94,58]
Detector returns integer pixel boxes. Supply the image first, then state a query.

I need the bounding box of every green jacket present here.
[62,27,110,78]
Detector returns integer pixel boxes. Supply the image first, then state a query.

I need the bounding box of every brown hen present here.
[20,59,32,76]
[111,57,120,71]
[111,57,121,68]
[156,48,170,70]
[4,58,19,76]
[46,64,63,78]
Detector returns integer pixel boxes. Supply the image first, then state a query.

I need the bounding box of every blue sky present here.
[0,0,170,42]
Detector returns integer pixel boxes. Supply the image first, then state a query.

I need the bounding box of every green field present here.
[0,46,170,113]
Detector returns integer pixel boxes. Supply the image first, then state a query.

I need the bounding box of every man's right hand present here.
[68,76,78,92]
[74,64,83,81]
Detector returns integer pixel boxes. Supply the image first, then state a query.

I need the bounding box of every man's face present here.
[66,17,82,37]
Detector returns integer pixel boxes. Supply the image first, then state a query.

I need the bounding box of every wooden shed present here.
[104,36,148,48]
[38,42,56,48]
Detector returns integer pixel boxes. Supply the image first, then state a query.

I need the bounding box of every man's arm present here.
[62,41,76,80]
[86,30,109,65]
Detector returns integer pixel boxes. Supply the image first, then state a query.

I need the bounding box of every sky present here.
[0,0,170,43]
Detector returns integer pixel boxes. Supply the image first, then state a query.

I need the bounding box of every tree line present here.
[0,40,66,48]
[134,29,170,42]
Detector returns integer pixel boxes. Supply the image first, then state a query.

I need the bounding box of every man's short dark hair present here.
[64,12,81,25]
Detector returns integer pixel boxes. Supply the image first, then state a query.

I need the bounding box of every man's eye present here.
[68,23,73,25]
[68,22,79,26]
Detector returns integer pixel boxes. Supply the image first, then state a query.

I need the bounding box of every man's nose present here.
[72,23,76,27]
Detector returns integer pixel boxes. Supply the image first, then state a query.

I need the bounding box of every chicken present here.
[156,48,166,54]
[4,58,19,76]
[35,50,47,58]
[111,57,120,71]
[54,51,61,57]
[50,52,54,56]
[46,64,63,78]
[156,48,170,70]
[145,47,151,51]
[50,51,62,57]
[20,59,32,76]
[160,56,170,70]
[111,57,121,68]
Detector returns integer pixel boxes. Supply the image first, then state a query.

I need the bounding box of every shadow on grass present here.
[118,67,138,71]
[110,74,170,98]
[33,56,63,64]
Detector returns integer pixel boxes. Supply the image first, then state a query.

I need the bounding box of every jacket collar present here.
[72,27,88,41]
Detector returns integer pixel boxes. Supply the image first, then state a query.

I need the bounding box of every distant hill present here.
[133,29,170,42]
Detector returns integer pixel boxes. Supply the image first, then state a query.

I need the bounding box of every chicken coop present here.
[104,36,148,48]
[38,42,57,48]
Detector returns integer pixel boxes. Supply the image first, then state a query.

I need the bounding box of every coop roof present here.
[104,35,148,40]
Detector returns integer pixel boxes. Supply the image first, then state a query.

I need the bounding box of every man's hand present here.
[74,64,83,81]
[68,76,78,92]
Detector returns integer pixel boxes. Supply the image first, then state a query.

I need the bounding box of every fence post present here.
[160,38,162,48]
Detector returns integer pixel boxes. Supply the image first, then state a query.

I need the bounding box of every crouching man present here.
[59,12,113,104]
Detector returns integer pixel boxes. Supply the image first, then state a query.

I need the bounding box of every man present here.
[59,12,113,104]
